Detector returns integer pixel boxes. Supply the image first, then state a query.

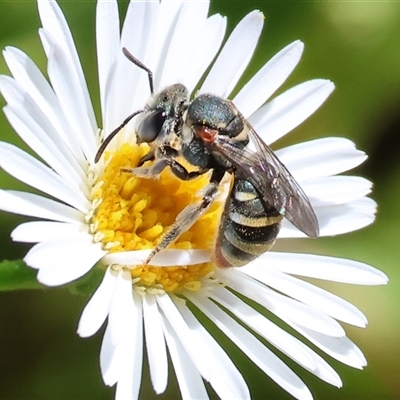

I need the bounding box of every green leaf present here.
[67,264,105,296]
[0,259,105,295]
[0,259,43,291]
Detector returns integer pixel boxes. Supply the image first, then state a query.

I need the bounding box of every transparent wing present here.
[211,112,319,238]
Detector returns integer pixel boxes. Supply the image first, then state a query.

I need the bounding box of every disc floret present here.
[91,142,221,292]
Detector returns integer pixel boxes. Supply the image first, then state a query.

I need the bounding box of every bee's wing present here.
[212,116,319,238]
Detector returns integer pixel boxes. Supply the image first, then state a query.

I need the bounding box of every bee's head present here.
[137,84,188,144]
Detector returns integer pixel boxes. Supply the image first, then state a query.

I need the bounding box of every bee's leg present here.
[145,182,219,264]
[122,146,174,178]
[145,168,225,264]
[137,150,155,167]
[123,158,170,179]
[125,146,207,180]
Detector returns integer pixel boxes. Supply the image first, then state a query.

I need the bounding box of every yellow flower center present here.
[92,142,221,292]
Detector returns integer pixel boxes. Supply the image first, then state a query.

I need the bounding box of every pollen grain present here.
[92,143,221,292]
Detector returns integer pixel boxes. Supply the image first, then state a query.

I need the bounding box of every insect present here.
[95,47,319,268]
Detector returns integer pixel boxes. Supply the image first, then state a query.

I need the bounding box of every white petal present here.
[156,294,210,381]
[311,352,343,388]
[0,142,89,212]
[11,221,87,243]
[234,40,304,118]
[241,265,367,327]
[286,322,367,369]
[108,268,135,346]
[3,47,85,162]
[96,0,120,127]
[161,315,208,400]
[186,292,313,400]
[262,252,388,285]
[103,249,210,266]
[46,39,96,160]
[209,285,340,387]
[105,1,158,134]
[100,288,141,388]
[299,347,342,387]
[201,10,264,97]
[157,1,209,89]
[152,1,183,89]
[316,197,376,235]
[0,80,88,188]
[143,294,168,394]
[115,292,143,400]
[221,270,345,337]
[100,322,125,386]
[212,282,342,387]
[0,189,83,223]
[276,137,367,182]
[183,14,227,94]
[210,286,317,372]
[176,298,250,400]
[25,236,106,286]
[38,0,97,132]
[302,176,372,207]
[250,80,334,145]
[281,197,376,238]
[78,266,116,338]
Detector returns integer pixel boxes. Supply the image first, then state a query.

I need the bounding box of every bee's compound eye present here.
[137,110,166,143]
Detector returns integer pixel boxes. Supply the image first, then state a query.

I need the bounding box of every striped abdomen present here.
[213,178,283,268]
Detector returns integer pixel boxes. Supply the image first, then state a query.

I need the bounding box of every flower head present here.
[0,0,387,399]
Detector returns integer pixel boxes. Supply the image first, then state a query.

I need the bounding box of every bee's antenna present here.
[94,109,145,163]
[122,47,154,95]
[95,48,156,163]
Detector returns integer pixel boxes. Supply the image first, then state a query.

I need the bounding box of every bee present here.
[94,49,189,168]
[95,48,319,268]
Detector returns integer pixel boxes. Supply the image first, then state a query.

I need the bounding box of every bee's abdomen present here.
[213,178,283,268]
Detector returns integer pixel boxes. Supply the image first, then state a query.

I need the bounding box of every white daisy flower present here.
[0,0,387,399]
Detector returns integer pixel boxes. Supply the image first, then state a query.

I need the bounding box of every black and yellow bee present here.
[95,48,319,268]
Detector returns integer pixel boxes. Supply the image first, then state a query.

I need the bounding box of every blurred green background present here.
[0,0,398,399]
